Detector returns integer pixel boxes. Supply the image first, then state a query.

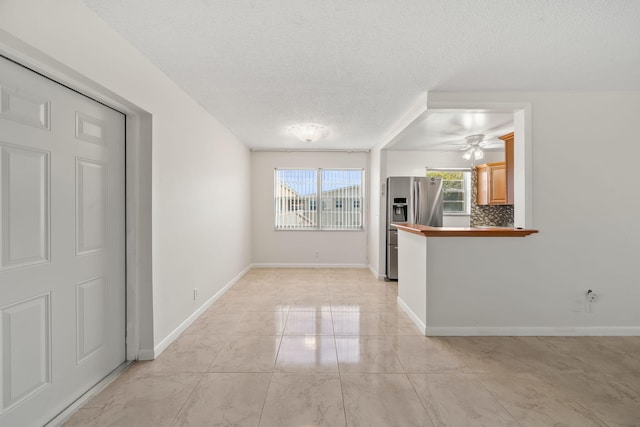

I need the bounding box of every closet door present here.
[0,56,126,426]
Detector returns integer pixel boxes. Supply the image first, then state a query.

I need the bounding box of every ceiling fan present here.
[432,134,504,163]
[463,134,501,161]
[430,133,504,151]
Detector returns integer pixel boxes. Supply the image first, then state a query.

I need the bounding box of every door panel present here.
[0,56,125,426]
[0,143,50,270]
[0,83,50,130]
[0,293,51,413]
[76,277,107,364]
[76,158,107,255]
[75,112,107,146]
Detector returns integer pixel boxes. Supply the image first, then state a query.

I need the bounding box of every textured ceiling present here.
[83,0,640,150]
[386,112,513,151]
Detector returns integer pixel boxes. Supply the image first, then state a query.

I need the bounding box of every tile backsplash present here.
[470,168,514,227]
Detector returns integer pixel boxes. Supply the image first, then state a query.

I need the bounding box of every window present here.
[426,169,470,215]
[274,168,364,230]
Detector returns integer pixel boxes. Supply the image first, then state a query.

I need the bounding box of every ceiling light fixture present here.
[287,123,330,143]
[462,134,486,163]
[462,146,485,161]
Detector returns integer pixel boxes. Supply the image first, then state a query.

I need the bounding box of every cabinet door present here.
[504,134,514,204]
[490,164,507,204]
[477,166,489,205]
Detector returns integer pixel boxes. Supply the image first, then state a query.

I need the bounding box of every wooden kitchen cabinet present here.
[476,132,514,205]
[477,164,489,205]
[476,162,506,205]
[502,132,514,204]
[489,162,507,204]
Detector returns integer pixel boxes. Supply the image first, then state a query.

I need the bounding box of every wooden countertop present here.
[392,223,539,237]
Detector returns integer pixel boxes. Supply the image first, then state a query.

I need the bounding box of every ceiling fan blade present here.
[424,138,469,150]
[479,136,504,149]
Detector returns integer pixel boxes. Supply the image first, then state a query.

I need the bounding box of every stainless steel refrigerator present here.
[386,176,443,280]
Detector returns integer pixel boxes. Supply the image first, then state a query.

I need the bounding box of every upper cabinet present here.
[476,132,514,206]
[503,132,514,204]
[477,162,506,205]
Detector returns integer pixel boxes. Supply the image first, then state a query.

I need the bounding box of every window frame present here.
[426,168,471,216]
[274,168,365,231]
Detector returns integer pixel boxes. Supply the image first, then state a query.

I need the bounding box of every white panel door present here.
[0,56,126,426]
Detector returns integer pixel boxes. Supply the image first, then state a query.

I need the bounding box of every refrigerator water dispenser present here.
[392,198,407,222]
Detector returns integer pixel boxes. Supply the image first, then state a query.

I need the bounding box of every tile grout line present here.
[465,374,524,427]
[401,371,439,427]
[255,281,286,427]
[166,373,207,426]
[331,298,350,427]
[388,331,438,427]
[256,372,276,427]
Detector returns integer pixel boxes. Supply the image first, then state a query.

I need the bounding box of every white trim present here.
[367,264,384,280]
[45,361,133,427]
[424,326,640,336]
[137,348,155,361]
[0,34,138,115]
[378,96,428,150]
[251,263,368,269]
[124,112,152,362]
[396,296,427,335]
[144,265,252,360]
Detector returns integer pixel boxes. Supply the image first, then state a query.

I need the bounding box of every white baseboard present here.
[137,348,155,361]
[425,326,640,336]
[394,296,640,337]
[367,265,387,281]
[250,263,368,269]
[367,265,379,279]
[146,264,251,360]
[396,296,426,335]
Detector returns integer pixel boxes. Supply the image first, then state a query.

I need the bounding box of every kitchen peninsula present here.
[393,223,538,335]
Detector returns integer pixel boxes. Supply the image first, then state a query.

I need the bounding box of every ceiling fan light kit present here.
[287,123,330,143]
[461,133,492,163]
[462,146,485,161]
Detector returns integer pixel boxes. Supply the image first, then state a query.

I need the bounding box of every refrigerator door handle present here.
[413,180,420,224]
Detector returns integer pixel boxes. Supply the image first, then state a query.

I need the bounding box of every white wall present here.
[0,0,252,355]
[252,151,368,267]
[417,91,640,332]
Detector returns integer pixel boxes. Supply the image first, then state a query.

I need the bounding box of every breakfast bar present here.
[392,223,538,335]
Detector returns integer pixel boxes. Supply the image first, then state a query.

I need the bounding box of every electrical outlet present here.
[585,289,597,313]
[193,288,199,300]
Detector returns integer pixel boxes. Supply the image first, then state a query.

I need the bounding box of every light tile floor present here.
[64,268,640,426]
